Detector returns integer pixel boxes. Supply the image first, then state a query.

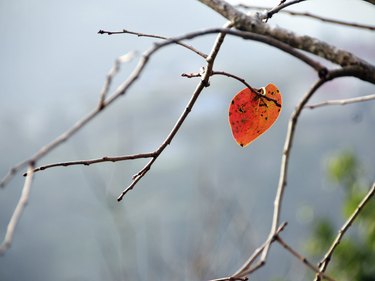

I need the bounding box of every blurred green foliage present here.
[306,151,375,280]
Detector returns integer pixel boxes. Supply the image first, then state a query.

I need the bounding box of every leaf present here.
[228,83,282,147]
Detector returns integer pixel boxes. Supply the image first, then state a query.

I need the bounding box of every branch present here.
[0,26,324,189]
[182,28,326,73]
[305,94,375,109]
[275,236,336,281]
[230,222,288,278]
[24,152,156,176]
[266,0,307,19]
[197,0,375,83]
[117,22,234,201]
[314,182,375,280]
[0,164,34,255]
[261,66,364,262]
[98,29,208,59]
[280,10,375,31]
[239,5,375,31]
[17,26,322,188]
[182,70,282,107]
[98,51,137,108]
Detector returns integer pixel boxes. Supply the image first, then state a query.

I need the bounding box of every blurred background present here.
[0,0,374,280]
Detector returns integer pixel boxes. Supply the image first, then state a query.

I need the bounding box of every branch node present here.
[318,67,329,79]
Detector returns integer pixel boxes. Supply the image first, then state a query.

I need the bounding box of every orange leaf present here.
[228,83,282,147]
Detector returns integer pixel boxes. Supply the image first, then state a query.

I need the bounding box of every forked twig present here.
[117,21,234,201]
[314,182,375,281]
[275,236,336,281]
[98,51,137,108]
[229,222,287,278]
[266,0,307,19]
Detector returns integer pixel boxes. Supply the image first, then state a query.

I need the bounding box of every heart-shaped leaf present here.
[229,83,282,147]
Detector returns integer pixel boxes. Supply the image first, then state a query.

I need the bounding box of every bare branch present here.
[275,236,337,281]
[182,70,282,106]
[0,161,28,188]
[314,182,375,280]
[261,66,365,262]
[231,222,288,278]
[266,0,307,19]
[213,70,283,106]
[239,5,375,31]
[0,26,324,189]
[24,152,156,176]
[305,94,375,109]
[117,156,156,201]
[0,164,34,255]
[98,28,208,59]
[98,51,137,108]
[117,22,233,201]
[197,0,375,83]
[280,11,375,31]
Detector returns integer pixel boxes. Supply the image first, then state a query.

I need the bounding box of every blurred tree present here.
[307,151,375,280]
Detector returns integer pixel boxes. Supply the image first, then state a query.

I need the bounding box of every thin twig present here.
[231,222,288,278]
[182,70,257,91]
[283,10,375,31]
[98,29,208,59]
[182,70,282,107]
[305,94,375,109]
[209,277,248,281]
[98,51,137,108]
[275,236,337,281]
[24,152,156,176]
[212,71,282,107]
[266,0,307,19]
[117,156,156,201]
[0,162,26,188]
[0,164,34,255]
[314,182,375,281]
